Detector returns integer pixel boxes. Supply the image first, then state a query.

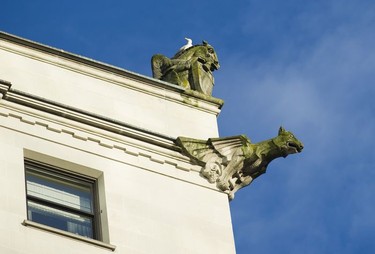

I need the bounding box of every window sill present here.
[22,220,116,251]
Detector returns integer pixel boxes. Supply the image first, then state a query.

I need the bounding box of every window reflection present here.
[25,160,97,239]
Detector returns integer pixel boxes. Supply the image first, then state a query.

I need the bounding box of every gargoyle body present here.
[151,41,219,96]
[176,127,303,199]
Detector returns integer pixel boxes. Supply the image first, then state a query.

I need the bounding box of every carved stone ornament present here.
[176,127,303,200]
[151,40,220,96]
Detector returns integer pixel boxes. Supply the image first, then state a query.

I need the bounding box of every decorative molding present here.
[0,107,193,173]
[1,83,177,150]
[0,82,201,174]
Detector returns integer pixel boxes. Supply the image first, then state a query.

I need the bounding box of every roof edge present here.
[0,31,224,108]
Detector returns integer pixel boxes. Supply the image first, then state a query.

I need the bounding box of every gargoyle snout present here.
[287,141,304,153]
[298,143,304,152]
[211,61,220,71]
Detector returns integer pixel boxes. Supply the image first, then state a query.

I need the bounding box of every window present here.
[25,159,100,240]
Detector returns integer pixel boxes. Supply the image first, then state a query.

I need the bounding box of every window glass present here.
[27,200,94,238]
[25,160,98,239]
[26,170,93,213]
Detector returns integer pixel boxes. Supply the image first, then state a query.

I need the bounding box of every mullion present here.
[27,193,96,239]
[27,194,95,218]
[25,159,95,185]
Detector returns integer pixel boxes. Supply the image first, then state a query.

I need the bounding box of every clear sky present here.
[2,0,375,253]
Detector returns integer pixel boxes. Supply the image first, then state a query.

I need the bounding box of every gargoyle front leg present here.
[172,58,195,72]
[228,175,253,200]
[243,158,262,175]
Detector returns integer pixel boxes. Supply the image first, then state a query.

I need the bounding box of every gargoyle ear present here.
[202,40,208,45]
[278,126,286,135]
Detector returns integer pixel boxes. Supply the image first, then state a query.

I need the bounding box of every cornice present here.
[0,79,179,152]
[0,92,219,191]
[0,79,11,98]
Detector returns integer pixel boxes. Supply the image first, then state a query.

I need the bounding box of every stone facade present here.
[0,32,235,254]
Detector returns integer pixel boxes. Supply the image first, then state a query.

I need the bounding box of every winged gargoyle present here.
[176,127,303,199]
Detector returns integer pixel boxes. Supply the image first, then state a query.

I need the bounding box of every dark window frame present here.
[24,159,102,240]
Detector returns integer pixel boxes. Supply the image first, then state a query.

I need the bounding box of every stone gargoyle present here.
[151,40,219,96]
[176,127,303,199]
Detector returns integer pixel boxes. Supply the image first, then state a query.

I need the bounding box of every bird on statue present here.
[179,37,193,51]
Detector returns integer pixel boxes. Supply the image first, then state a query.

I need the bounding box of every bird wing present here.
[179,38,193,51]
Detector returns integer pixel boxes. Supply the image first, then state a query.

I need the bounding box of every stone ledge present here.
[0,83,178,151]
[22,220,117,251]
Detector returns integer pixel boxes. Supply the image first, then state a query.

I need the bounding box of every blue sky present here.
[2,0,375,253]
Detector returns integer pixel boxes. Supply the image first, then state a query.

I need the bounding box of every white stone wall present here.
[0,33,235,254]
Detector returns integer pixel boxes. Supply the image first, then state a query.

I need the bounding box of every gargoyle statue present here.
[151,40,219,96]
[176,127,303,199]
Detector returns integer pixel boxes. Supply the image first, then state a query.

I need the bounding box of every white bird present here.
[179,37,193,51]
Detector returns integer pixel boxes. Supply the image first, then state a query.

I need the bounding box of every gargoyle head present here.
[200,41,220,71]
[275,127,304,157]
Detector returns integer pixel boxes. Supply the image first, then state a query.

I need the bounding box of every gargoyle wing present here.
[176,137,216,166]
[176,135,250,165]
[209,135,250,161]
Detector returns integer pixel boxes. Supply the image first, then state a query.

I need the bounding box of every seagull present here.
[179,37,193,51]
